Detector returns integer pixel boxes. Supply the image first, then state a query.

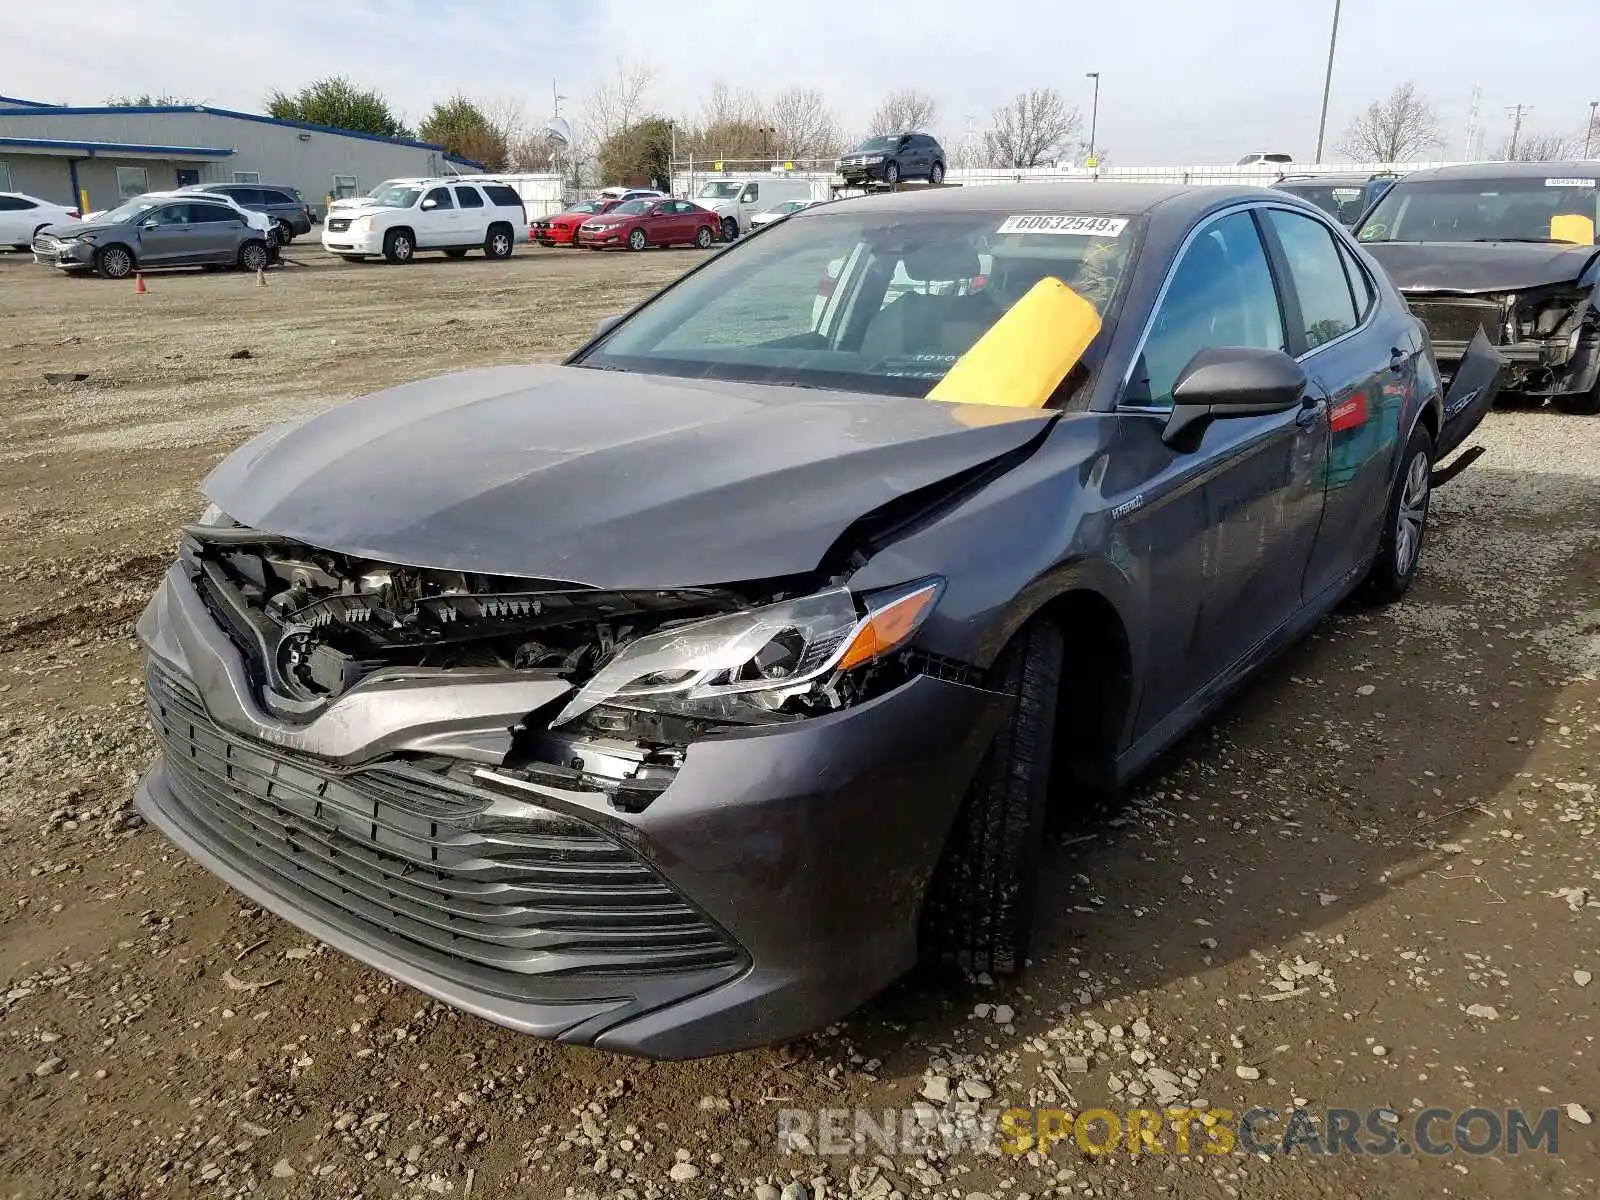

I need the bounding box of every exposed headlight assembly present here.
[552,579,943,726]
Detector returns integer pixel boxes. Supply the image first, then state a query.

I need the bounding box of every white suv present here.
[321,179,527,263]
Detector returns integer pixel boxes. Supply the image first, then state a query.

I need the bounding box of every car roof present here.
[1274,174,1379,186]
[1396,160,1600,183]
[816,181,1276,221]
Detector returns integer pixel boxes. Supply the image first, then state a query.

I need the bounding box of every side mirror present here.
[141,220,159,229]
[1162,346,1308,451]
[593,313,624,338]
[421,199,437,210]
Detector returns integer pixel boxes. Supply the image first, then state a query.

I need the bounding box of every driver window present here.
[740,184,759,203]
[1125,210,1285,410]
[423,187,453,210]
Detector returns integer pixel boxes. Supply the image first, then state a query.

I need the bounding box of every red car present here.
[532,200,621,247]
[575,198,718,251]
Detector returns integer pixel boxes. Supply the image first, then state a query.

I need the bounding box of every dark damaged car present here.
[136,184,1498,1058]
[1358,161,1600,414]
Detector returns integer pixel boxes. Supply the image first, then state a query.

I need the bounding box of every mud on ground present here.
[0,248,1596,1199]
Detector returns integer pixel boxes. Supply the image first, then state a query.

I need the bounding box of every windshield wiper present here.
[1469,237,1567,243]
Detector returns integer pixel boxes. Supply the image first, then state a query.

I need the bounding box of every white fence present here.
[668,160,1470,199]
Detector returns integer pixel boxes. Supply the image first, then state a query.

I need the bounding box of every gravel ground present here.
[0,245,1597,1199]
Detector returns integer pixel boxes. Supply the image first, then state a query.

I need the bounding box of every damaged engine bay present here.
[1411,283,1600,401]
[179,522,957,812]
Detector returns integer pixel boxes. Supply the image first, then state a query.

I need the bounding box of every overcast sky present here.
[5,0,1599,163]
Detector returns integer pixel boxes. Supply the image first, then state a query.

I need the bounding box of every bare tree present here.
[868,88,939,136]
[1335,82,1443,162]
[765,86,840,159]
[582,57,657,148]
[982,88,1083,169]
[1497,131,1573,161]
[698,81,764,130]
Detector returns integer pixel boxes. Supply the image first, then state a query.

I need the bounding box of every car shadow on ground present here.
[822,474,1581,1080]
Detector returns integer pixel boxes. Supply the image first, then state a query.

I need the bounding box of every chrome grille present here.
[145,660,739,983]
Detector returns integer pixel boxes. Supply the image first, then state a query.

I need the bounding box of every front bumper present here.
[1432,329,1600,399]
[135,565,1004,1058]
[32,237,94,269]
[321,225,385,255]
[838,161,892,184]
[533,223,578,245]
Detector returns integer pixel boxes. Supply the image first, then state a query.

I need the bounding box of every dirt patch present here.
[0,246,1597,1199]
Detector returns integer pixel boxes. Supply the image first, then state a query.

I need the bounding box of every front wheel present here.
[383,229,414,264]
[921,620,1063,976]
[694,225,714,249]
[96,244,135,279]
[721,216,738,242]
[884,162,901,187]
[238,240,270,272]
[1361,423,1433,603]
[627,227,648,251]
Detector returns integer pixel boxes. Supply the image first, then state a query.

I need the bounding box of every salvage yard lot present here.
[1,247,1597,1199]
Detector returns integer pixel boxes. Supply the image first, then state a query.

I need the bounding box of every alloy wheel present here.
[1395,450,1430,575]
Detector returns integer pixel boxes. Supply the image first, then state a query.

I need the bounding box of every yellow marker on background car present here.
[926,277,1103,409]
[1550,213,1595,245]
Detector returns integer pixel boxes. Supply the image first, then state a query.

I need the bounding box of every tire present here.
[383,229,414,264]
[1361,422,1433,604]
[884,162,901,187]
[96,244,135,280]
[627,227,648,252]
[921,620,1064,976]
[484,224,514,259]
[694,225,714,249]
[274,219,295,245]
[237,240,270,272]
[444,249,469,259]
[1554,384,1600,415]
[721,216,738,242]
[929,161,945,184]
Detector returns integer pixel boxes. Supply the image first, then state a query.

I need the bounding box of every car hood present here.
[1364,240,1600,294]
[37,218,125,238]
[202,364,1054,589]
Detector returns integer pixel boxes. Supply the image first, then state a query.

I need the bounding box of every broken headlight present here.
[552,579,943,727]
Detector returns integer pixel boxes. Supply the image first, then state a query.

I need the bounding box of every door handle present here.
[1296,396,1327,428]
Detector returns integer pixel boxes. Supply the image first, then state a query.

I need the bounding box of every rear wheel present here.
[921,620,1063,976]
[1362,422,1433,603]
[627,227,648,252]
[383,229,414,264]
[484,224,514,259]
[273,218,295,245]
[96,244,135,279]
[929,161,945,184]
[694,225,714,249]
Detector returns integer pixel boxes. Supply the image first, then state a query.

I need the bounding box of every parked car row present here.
[30,191,279,278]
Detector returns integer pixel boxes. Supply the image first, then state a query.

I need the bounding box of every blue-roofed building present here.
[0,97,483,216]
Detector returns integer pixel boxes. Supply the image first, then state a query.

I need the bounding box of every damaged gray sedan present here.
[137,183,1495,1058]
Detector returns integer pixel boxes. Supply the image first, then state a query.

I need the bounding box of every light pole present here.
[668,120,676,195]
[1085,72,1100,164]
[1313,0,1342,163]
[1587,101,1599,159]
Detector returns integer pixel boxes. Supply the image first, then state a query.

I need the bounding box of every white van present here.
[695,176,817,241]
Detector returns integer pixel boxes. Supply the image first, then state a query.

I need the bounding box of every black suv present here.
[837,133,946,187]
[1273,173,1399,227]
[183,183,313,243]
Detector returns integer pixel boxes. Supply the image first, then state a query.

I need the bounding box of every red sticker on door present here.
[1329,392,1369,432]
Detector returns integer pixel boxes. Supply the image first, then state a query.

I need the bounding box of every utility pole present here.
[1085,72,1101,165]
[1313,0,1342,163]
[552,81,564,118]
[1506,104,1528,160]
[1586,100,1599,159]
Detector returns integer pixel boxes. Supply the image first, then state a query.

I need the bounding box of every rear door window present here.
[1336,240,1377,320]
[1266,208,1360,350]
[190,202,241,224]
[454,185,485,208]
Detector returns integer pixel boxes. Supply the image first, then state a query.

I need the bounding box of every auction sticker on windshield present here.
[998,214,1129,237]
[1545,178,1597,188]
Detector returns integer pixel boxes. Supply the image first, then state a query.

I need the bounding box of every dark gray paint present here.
[142,181,1499,1058]
[1364,240,1600,294]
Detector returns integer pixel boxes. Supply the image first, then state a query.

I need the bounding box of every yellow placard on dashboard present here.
[1551,214,1596,245]
[926,278,1102,409]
